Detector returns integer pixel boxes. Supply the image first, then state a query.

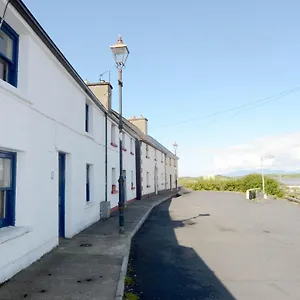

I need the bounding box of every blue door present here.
[0,151,16,228]
[58,153,66,238]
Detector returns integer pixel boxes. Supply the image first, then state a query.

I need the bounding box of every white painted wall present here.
[141,142,155,196]
[107,119,136,209]
[0,0,174,284]
[165,156,178,191]
[140,142,178,196]
[140,143,165,196]
[0,3,107,283]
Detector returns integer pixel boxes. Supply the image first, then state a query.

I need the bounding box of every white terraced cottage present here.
[0,0,178,283]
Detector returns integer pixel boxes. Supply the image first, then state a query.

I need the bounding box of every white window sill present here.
[0,80,31,105]
[85,201,96,209]
[0,226,32,245]
[84,132,94,140]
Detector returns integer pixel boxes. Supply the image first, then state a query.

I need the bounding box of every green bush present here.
[183,173,284,198]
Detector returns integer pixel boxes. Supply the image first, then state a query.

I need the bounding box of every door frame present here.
[58,152,66,238]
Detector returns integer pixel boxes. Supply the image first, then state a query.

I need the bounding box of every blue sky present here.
[23,0,300,176]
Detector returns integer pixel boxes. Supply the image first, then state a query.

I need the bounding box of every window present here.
[0,23,18,87]
[85,103,89,132]
[161,152,164,163]
[0,151,16,228]
[155,149,157,161]
[161,173,164,185]
[169,158,171,166]
[146,172,150,188]
[86,164,91,202]
[122,132,126,150]
[111,124,117,147]
[130,138,134,155]
[146,145,149,158]
[112,168,117,194]
[131,170,135,190]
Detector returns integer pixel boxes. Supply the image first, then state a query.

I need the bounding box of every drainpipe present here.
[105,113,108,202]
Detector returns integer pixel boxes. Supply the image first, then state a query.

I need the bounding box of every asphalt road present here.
[128,191,300,300]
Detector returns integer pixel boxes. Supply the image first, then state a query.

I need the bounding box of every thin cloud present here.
[214,132,300,172]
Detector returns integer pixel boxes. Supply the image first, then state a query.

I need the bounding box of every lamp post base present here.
[119,226,125,234]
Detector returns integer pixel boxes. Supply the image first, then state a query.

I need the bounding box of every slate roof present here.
[111,110,177,159]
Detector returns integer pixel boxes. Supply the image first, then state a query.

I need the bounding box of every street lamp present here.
[261,154,274,199]
[110,36,129,234]
[173,142,178,156]
[173,142,178,190]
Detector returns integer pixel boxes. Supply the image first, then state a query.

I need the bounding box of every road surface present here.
[128,191,300,300]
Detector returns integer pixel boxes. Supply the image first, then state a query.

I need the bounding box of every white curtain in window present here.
[0,30,13,60]
[0,158,11,188]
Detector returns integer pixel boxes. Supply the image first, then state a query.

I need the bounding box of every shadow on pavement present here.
[128,198,235,300]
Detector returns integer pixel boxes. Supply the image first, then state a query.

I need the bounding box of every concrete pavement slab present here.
[0,191,177,300]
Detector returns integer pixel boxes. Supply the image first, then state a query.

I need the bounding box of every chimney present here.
[86,80,113,111]
[128,115,148,135]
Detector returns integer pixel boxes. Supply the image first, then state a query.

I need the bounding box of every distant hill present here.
[225,170,300,177]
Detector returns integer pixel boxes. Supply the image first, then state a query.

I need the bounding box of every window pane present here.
[86,164,90,202]
[86,165,89,183]
[0,59,8,81]
[85,104,89,132]
[122,133,125,147]
[111,125,115,143]
[0,30,13,60]
[0,191,6,219]
[0,158,11,188]
[112,168,116,184]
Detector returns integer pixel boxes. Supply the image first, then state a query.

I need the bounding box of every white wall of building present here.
[141,142,155,196]
[156,149,166,192]
[0,0,176,284]
[165,156,178,190]
[140,143,170,196]
[107,119,136,210]
[0,4,107,283]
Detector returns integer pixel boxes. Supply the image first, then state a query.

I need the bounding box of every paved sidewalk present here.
[0,191,177,300]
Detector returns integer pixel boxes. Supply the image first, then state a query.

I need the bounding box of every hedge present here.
[182,174,284,198]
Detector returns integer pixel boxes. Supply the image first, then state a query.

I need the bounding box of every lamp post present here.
[173,142,178,190]
[261,154,274,199]
[173,142,178,156]
[110,36,129,234]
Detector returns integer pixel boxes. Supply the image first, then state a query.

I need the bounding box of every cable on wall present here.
[0,0,11,30]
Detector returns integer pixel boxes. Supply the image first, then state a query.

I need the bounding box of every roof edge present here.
[10,0,107,113]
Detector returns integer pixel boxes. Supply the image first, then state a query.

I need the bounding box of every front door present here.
[123,170,127,203]
[170,175,172,190]
[58,153,66,238]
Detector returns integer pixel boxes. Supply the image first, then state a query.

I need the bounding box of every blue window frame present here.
[85,103,89,132]
[0,151,16,228]
[0,21,19,87]
[86,164,90,202]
